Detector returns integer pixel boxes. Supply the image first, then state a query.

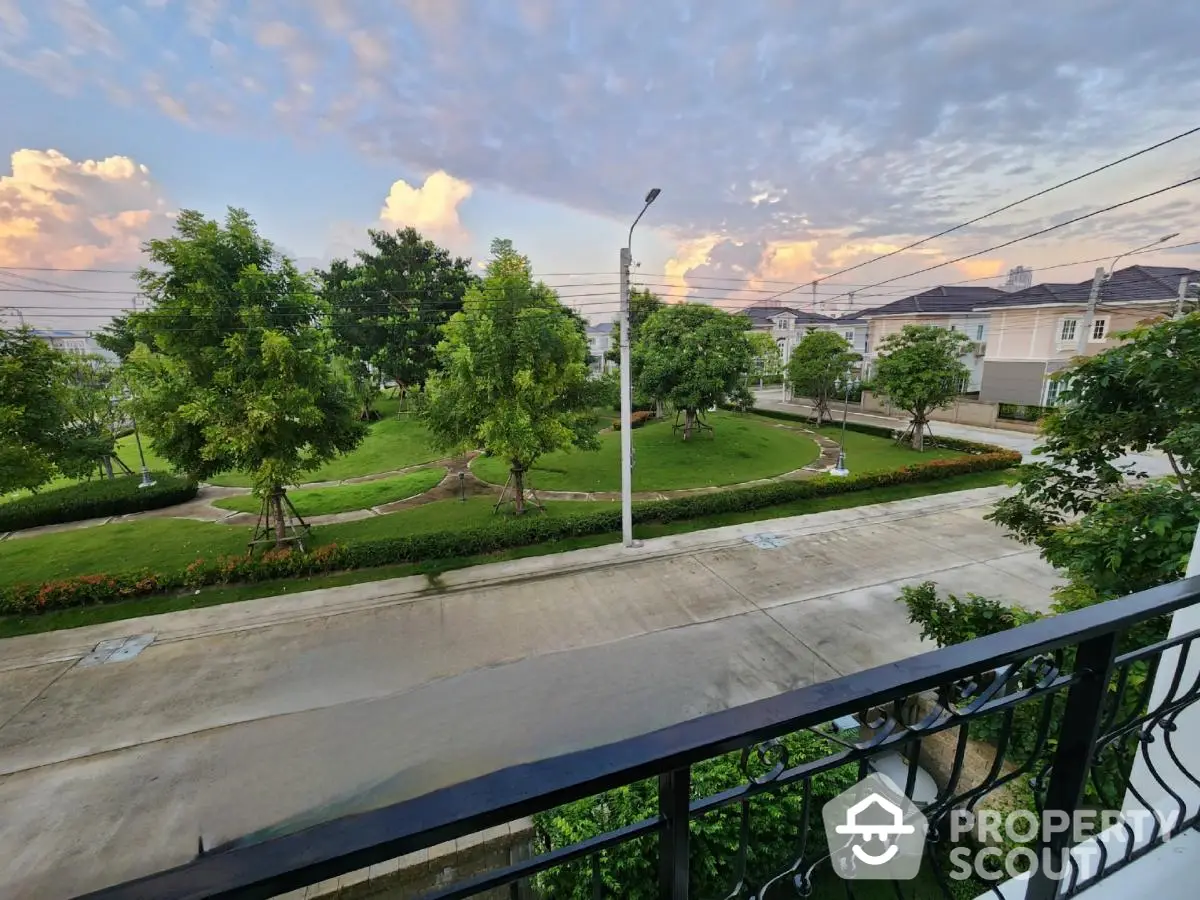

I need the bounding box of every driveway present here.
[0,486,1061,898]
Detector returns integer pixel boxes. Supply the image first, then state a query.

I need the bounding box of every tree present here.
[0,327,70,494]
[420,238,598,514]
[93,314,142,361]
[872,324,971,449]
[746,331,783,383]
[785,330,859,425]
[57,354,125,480]
[603,288,663,367]
[125,208,367,546]
[320,227,476,411]
[989,312,1200,608]
[633,304,753,440]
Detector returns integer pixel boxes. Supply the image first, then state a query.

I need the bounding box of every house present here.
[585,321,614,377]
[31,329,116,361]
[975,265,1200,406]
[827,309,876,358]
[741,305,836,365]
[859,286,1006,391]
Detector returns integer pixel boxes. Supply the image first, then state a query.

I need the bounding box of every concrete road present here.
[0,487,1062,898]
[753,386,1175,476]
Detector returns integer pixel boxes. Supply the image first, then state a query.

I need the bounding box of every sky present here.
[2,0,1200,331]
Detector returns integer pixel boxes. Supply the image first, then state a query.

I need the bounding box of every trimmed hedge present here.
[0,473,198,533]
[0,445,1019,617]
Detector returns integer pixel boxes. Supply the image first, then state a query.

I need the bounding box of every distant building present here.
[30,329,117,362]
[585,321,614,377]
[740,305,837,366]
[1001,266,1034,292]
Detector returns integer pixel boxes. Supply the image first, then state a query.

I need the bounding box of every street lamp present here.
[830,370,853,477]
[620,188,660,548]
[1079,232,1179,354]
[0,306,25,328]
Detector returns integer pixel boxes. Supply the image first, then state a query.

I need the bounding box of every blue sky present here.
[2,0,1199,330]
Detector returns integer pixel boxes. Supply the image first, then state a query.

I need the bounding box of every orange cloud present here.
[379,170,473,248]
[956,258,1006,279]
[0,148,170,268]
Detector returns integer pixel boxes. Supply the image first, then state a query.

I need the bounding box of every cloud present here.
[5,0,1200,303]
[0,148,171,268]
[378,170,473,247]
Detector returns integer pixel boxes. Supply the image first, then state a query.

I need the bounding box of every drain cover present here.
[77,634,155,668]
[744,533,790,550]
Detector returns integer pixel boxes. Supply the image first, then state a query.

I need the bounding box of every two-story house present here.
[976,265,1199,406]
[741,306,836,366]
[585,322,614,377]
[31,329,116,361]
[859,286,1005,390]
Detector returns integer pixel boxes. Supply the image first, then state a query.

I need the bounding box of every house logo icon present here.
[821,774,928,880]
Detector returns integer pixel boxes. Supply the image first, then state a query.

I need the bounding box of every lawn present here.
[212,468,447,516]
[471,411,823,492]
[814,426,964,471]
[0,497,614,588]
[0,469,1012,638]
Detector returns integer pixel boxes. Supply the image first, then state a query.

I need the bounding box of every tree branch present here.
[1166,449,1192,495]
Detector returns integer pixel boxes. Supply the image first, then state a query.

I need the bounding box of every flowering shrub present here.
[1,448,1018,617]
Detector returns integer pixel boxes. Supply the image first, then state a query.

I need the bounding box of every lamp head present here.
[644,188,661,205]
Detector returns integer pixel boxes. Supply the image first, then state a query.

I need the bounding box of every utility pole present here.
[619,244,635,547]
[620,189,660,549]
[1176,275,1190,320]
[1077,266,1106,355]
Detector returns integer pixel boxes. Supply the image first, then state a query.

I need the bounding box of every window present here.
[1045,376,1069,406]
[844,330,854,342]
[975,324,985,341]
[1091,318,1107,341]
[949,325,957,332]
[1059,318,1078,343]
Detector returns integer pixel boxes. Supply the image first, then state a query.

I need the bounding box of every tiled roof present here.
[741,305,836,325]
[976,265,1200,310]
[586,321,614,334]
[861,285,1006,317]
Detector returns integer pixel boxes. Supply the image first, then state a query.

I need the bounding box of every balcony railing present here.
[79,576,1200,900]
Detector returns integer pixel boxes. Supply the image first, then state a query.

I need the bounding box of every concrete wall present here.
[861,391,1000,428]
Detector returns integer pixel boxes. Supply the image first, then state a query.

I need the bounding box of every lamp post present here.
[830,370,852,477]
[0,306,25,327]
[1079,232,1179,354]
[130,413,156,489]
[620,188,660,548]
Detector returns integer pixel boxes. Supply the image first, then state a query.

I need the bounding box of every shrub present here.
[0,446,1018,616]
[748,406,1005,454]
[998,403,1051,422]
[0,473,198,532]
[612,410,652,430]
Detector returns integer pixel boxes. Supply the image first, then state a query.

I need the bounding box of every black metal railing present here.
[79,576,1200,900]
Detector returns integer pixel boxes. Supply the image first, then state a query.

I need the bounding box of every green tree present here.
[57,354,125,480]
[320,227,476,411]
[0,327,70,494]
[786,330,860,425]
[633,304,753,439]
[989,312,1200,606]
[93,314,143,361]
[873,325,971,449]
[746,331,783,383]
[125,208,367,545]
[604,288,662,367]
[420,238,598,514]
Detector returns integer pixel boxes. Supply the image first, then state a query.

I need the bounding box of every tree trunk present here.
[912,415,926,451]
[683,407,696,440]
[102,456,114,480]
[512,465,526,515]
[655,399,665,419]
[814,397,830,427]
[271,487,287,548]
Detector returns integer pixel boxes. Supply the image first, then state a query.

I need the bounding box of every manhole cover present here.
[77,634,155,668]
[743,533,790,550]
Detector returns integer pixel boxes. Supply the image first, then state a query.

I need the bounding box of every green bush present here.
[998,403,1050,422]
[0,473,198,532]
[532,731,857,899]
[0,447,1018,616]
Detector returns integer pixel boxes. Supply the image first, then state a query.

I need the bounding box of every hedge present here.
[0,473,198,533]
[0,445,1019,617]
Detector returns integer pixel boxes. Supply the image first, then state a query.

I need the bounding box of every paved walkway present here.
[0,485,1062,898]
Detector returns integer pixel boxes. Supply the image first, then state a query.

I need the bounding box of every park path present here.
[1,423,843,541]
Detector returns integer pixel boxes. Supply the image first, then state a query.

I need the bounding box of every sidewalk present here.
[0,483,1061,898]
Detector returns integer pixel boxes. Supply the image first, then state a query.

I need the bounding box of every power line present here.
[757,123,1200,304]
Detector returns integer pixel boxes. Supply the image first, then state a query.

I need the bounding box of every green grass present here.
[814,426,963,471]
[212,468,447,516]
[472,410,823,492]
[0,470,1010,638]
